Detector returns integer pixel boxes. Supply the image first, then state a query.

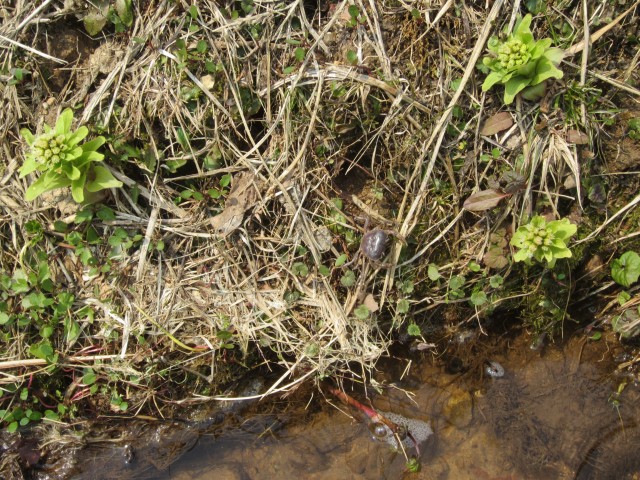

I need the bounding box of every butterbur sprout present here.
[510,216,577,268]
[479,14,564,104]
[19,108,122,203]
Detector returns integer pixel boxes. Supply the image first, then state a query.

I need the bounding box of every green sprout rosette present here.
[481,14,564,104]
[19,109,121,203]
[510,216,577,268]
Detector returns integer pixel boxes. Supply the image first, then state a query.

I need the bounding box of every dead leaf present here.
[412,342,436,351]
[201,75,214,90]
[480,112,513,136]
[563,173,577,189]
[463,189,510,212]
[210,171,260,236]
[566,129,589,144]
[489,230,508,248]
[313,226,333,253]
[363,294,379,313]
[483,246,509,269]
[501,170,526,194]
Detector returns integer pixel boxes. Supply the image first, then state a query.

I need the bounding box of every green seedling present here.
[447,275,466,300]
[480,14,564,104]
[427,264,441,281]
[407,323,421,337]
[406,457,421,473]
[628,118,640,141]
[611,251,640,288]
[510,216,576,268]
[175,186,205,205]
[19,109,122,203]
[354,304,370,320]
[1,399,43,432]
[83,0,134,36]
[110,392,129,412]
[346,5,364,27]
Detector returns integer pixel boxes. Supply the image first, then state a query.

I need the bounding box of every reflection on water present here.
[72,332,640,480]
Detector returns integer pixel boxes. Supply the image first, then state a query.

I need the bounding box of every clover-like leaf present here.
[611,251,640,288]
[354,304,370,320]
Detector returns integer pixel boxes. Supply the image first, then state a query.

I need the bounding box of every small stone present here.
[443,387,473,428]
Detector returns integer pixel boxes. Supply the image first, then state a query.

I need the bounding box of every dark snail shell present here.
[361,229,388,261]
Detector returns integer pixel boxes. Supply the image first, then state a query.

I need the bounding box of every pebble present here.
[442,387,474,428]
[485,360,505,378]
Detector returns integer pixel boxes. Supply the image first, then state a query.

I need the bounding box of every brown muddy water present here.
[20,331,640,480]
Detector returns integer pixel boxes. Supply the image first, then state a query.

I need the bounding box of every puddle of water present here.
[65,333,640,480]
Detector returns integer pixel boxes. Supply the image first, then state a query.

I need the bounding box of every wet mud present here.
[159,332,640,479]
[4,331,640,480]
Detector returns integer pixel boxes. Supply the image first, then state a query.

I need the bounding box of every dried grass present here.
[0,0,639,416]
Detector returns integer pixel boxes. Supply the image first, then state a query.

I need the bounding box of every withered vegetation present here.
[0,0,639,429]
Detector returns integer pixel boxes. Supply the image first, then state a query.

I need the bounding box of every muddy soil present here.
[160,331,640,480]
[205,336,637,480]
[7,329,634,480]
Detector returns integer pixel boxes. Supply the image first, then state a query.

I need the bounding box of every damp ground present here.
[56,329,640,480]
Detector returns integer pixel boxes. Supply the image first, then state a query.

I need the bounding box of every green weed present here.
[19,109,122,203]
[511,216,576,268]
[479,14,564,104]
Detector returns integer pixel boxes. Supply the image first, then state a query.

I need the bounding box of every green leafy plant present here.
[354,304,370,320]
[19,108,122,203]
[510,216,576,268]
[327,198,357,246]
[611,251,640,288]
[346,5,364,27]
[470,290,488,306]
[340,269,357,287]
[479,14,564,104]
[447,275,466,300]
[407,323,421,336]
[406,457,421,473]
[628,118,640,141]
[83,0,134,36]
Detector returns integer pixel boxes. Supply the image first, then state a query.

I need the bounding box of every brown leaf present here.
[363,294,379,313]
[463,189,510,212]
[483,246,509,269]
[489,230,508,248]
[566,129,589,144]
[480,112,514,136]
[210,171,260,236]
